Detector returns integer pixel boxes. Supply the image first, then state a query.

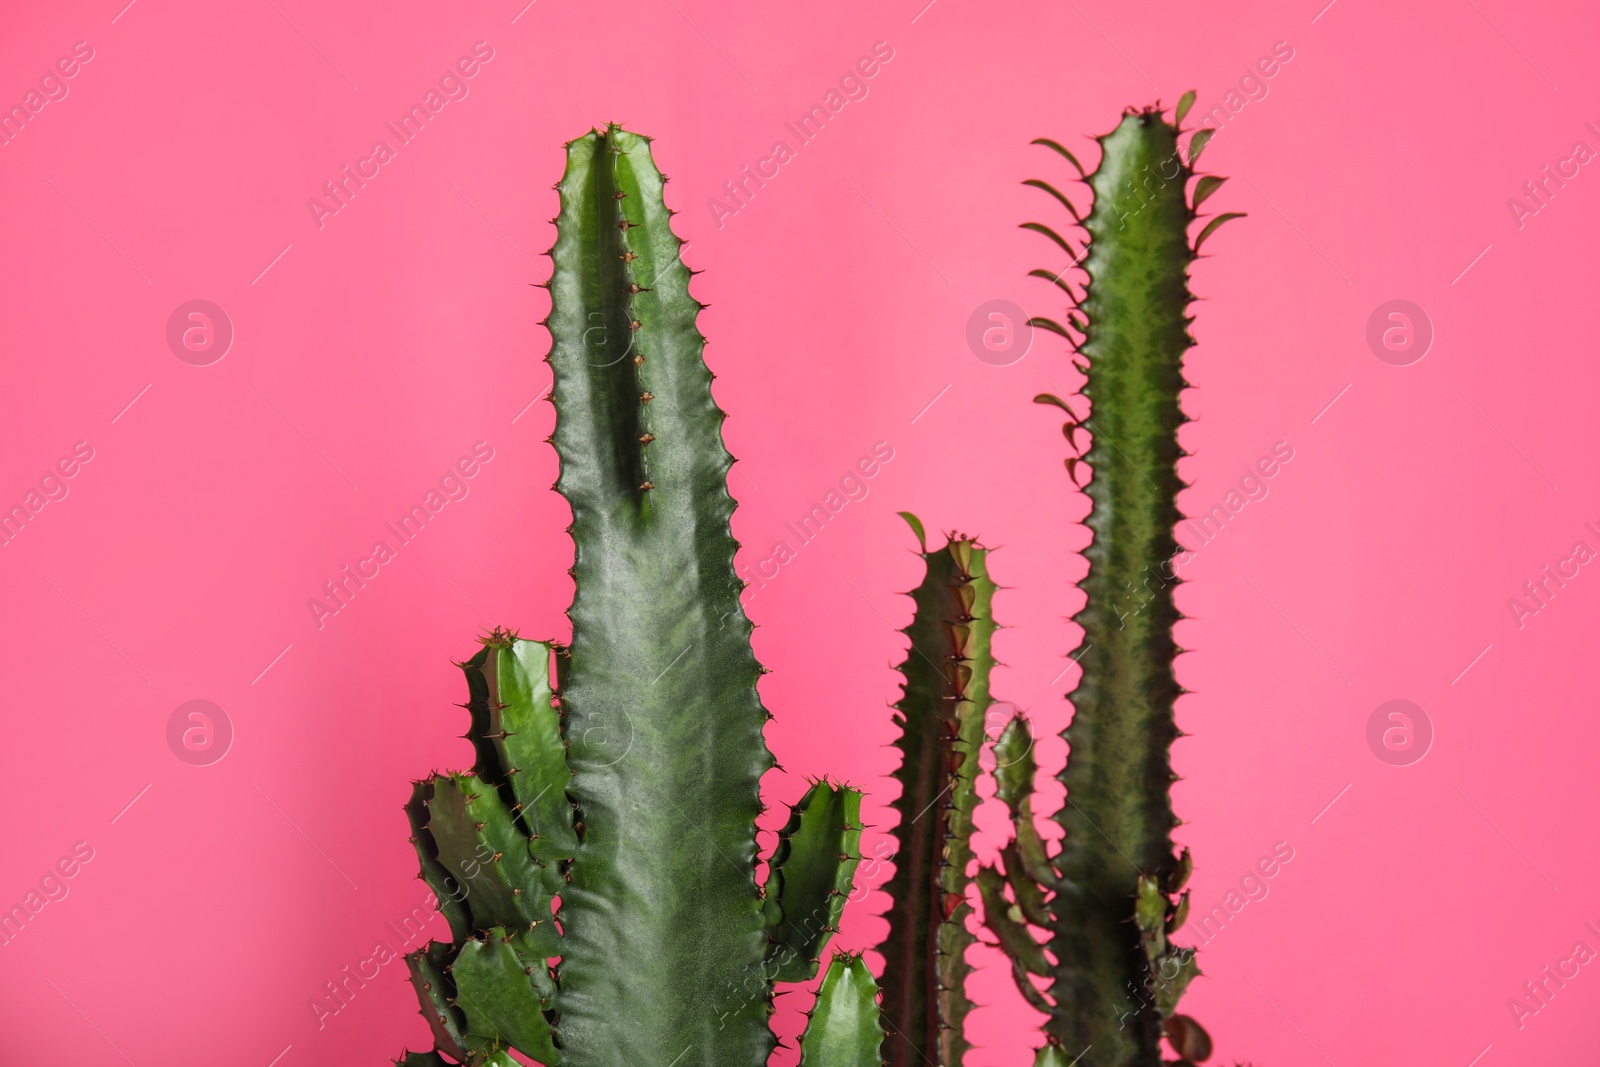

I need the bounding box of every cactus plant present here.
[875,95,1244,1067]
[394,124,883,1067]
[1008,91,1241,1067]
[876,515,997,1067]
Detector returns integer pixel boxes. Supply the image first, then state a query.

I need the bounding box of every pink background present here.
[2,0,1597,1064]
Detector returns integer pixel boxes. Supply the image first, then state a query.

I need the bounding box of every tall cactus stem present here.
[1021,95,1239,1066]
[878,515,997,1067]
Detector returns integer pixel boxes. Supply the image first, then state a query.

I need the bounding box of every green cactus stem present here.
[766,781,866,982]
[878,514,997,1067]
[798,954,888,1067]
[544,122,775,1067]
[1005,93,1240,1067]
[395,125,877,1067]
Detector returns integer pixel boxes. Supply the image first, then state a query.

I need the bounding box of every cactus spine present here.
[878,515,996,1067]
[396,125,881,1067]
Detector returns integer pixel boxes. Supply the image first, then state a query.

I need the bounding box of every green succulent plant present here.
[393,124,884,1067]
[1013,90,1240,1067]
[876,95,1244,1067]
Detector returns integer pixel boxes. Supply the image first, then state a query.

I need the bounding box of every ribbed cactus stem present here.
[1022,95,1239,1066]
[879,515,997,1067]
[546,124,773,1067]
[798,954,889,1067]
[395,125,877,1067]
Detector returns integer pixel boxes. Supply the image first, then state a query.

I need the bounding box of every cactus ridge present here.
[395,125,881,1067]
[878,516,997,1067]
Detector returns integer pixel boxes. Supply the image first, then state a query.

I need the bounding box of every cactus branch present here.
[765,780,865,982]
[798,954,887,1067]
[879,519,997,1067]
